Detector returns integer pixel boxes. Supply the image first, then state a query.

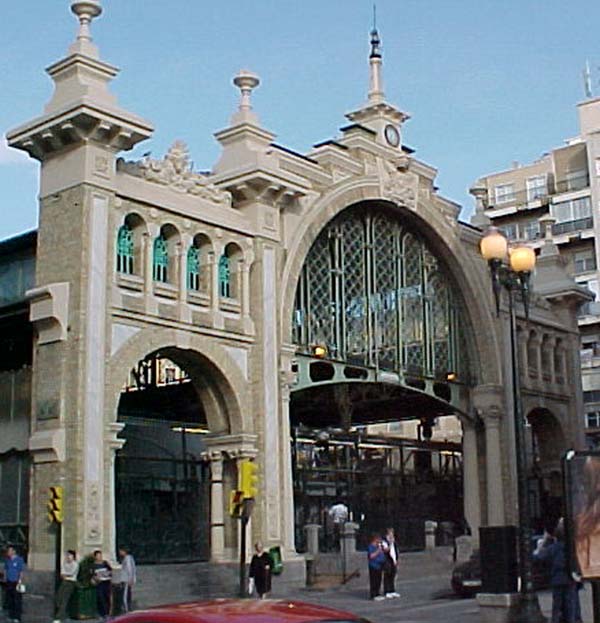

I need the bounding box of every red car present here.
[112,600,372,623]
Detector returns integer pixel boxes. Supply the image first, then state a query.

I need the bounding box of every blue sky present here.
[2,1,600,240]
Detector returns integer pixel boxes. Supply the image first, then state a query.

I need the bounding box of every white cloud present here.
[0,138,33,165]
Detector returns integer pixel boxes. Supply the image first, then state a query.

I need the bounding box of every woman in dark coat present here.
[249,542,271,599]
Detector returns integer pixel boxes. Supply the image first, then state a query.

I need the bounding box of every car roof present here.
[113,599,366,623]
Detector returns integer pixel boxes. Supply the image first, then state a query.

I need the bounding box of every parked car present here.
[451,539,552,598]
[112,600,372,623]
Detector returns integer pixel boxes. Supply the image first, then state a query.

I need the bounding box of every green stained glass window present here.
[116,224,134,275]
[188,246,200,291]
[153,235,169,282]
[219,254,230,298]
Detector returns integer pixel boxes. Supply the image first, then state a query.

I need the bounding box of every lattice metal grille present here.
[401,233,424,374]
[293,206,470,382]
[307,232,335,352]
[430,273,450,376]
[342,216,367,364]
[373,215,398,370]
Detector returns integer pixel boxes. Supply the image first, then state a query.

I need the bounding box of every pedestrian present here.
[91,550,112,619]
[328,501,349,550]
[534,520,577,623]
[118,546,136,613]
[53,550,79,623]
[248,542,271,599]
[3,545,25,623]
[382,527,400,599]
[367,533,386,601]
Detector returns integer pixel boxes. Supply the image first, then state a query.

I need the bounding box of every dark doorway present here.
[115,353,211,563]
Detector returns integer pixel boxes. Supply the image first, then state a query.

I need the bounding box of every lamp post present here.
[480,227,545,623]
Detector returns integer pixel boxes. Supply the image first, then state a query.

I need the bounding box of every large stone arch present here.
[106,326,251,436]
[279,178,502,387]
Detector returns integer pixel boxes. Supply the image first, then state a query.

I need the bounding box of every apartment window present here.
[566,169,588,192]
[526,175,547,201]
[552,196,592,223]
[500,223,518,240]
[494,183,515,205]
[586,412,600,428]
[523,220,541,241]
[574,250,597,274]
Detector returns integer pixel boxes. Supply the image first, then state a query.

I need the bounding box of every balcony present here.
[552,216,594,236]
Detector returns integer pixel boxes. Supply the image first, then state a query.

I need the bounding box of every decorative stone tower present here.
[7,1,152,569]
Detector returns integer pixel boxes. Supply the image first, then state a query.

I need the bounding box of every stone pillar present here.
[425,520,437,550]
[178,235,191,323]
[279,367,297,556]
[303,524,321,557]
[209,452,226,562]
[472,385,507,527]
[484,407,505,525]
[462,420,481,544]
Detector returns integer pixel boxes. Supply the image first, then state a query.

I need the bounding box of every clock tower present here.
[345,26,410,151]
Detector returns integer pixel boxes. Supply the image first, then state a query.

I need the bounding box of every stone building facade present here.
[1,1,590,588]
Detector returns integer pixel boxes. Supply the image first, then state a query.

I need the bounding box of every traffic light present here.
[48,486,63,523]
[238,459,258,499]
[229,489,243,518]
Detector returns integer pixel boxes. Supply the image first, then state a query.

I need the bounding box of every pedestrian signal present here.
[229,490,243,518]
[48,486,63,523]
[239,459,259,499]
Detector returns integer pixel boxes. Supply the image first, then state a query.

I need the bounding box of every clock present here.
[384,124,400,148]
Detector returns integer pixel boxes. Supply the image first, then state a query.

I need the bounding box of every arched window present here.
[153,234,169,283]
[116,223,134,275]
[187,246,200,291]
[219,254,230,298]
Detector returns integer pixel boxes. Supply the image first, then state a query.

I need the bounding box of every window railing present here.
[552,216,593,236]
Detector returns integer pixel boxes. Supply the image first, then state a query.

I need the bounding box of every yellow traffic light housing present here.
[229,490,243,518]
[238,459,259,499]
[48,486,63,523]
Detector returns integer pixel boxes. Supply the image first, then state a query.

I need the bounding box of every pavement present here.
[3,572,596,623]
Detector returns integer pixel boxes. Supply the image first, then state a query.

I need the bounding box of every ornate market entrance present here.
[115,352,211,563]
[290,203,472,552]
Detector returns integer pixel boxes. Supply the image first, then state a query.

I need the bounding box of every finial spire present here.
[69,1,102,58]
[368,14,384,104]
[231,69,261,125]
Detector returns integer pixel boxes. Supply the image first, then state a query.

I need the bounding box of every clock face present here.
[384,124,400,147]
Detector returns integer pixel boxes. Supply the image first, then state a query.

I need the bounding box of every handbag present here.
[16,581,26,594]
[248,577,255,595]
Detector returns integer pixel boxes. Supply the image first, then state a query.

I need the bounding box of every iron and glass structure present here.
[293,206,469,381]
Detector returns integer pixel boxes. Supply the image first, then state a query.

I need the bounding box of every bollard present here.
[425,520,438,550]
[303,524,321,556]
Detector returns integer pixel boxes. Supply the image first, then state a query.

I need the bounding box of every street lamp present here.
[480,226,545,622]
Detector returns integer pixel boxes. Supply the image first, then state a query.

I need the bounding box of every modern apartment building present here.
[471,96,600,447]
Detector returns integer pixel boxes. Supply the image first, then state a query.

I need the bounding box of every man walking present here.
[118,546,136,613]
[4,545,25,623]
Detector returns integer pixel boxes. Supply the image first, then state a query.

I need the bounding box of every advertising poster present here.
[564,451,600,579]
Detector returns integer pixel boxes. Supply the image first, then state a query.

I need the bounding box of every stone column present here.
[209,451,226,562]
[178,235,191,323]
[472,385,507,527]
[483,407,505,525]
[462,420,481,544]
[106,422,125,554]
[279,368,297,555]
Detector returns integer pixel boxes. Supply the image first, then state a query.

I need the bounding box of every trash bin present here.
[268,546,283,575]
[68,586,97,620]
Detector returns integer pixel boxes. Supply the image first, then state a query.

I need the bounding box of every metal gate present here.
[115,455,210,563]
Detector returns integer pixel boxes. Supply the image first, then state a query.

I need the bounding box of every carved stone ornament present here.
[381,159,417,210]
[120,140,232,206]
